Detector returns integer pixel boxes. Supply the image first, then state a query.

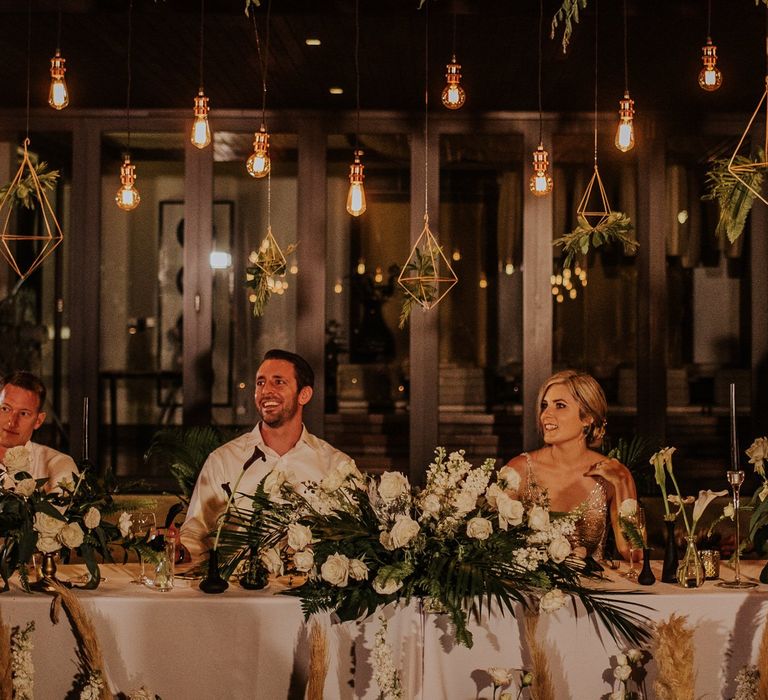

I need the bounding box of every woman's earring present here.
[582,424,590,435]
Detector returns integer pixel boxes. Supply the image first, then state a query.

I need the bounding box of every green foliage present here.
[145,425,230,506]
[554,212,637,271]
[244,242,297,317]
[398,246,437,328]
[0,161,59,210]
[702,150,765,243]
[619,515,645,549]
[604,435,654,496]
[551,0,588,52]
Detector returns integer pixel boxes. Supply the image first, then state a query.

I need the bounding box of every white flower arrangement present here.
[608,647,647,700]
[3,445,32,477]
[372,614,402,700]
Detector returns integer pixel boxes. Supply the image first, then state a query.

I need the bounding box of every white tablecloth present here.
[0,561,766,699]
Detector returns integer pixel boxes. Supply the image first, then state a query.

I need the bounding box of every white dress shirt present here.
[0,440,78,493]
[180,424,353,563]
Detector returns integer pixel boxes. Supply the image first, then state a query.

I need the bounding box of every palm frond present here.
[554,212,637,270]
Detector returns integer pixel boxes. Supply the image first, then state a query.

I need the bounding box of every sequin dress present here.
[521,452,609,559]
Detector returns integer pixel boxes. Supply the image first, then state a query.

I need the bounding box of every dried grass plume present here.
[652,613,695,700]
[0,610,11,700]
[307,619,329,700]
[524,610,556,700]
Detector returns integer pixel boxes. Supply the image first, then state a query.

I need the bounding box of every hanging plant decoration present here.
[551,0,588,52]
[244,227,297,317]
[702,149,765,243]
[397,215,458,328]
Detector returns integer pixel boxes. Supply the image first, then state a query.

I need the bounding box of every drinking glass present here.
[130,511,157,584]
[625,505,645,580]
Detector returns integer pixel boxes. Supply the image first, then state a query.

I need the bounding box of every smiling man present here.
[180,349,355,564]
[0,370,78,492]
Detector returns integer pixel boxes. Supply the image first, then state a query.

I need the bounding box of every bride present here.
[504,370,637,561]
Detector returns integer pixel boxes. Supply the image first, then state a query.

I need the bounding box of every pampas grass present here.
[0,611,11,700]
[652,613,694,700]
[49,580,111,700]
[523,611,556,700]
[307,620,329,700]
[758,613,768,700]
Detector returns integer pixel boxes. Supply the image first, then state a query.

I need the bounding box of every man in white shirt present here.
[180,349,354,564]
[0,371,78,492]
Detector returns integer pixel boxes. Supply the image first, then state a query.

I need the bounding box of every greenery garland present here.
[701,150,765,244]
[553,212,637,270]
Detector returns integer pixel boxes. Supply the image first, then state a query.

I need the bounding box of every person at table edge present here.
[180,348,354,565]
[0,370,78,492]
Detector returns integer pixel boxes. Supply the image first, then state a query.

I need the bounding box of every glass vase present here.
[676,535,705,588]
[661,519,679,583]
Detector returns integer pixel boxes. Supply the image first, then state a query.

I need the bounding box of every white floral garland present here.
[10,621,35,700]
[372,613,402,700]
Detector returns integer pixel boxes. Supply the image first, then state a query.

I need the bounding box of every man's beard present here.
[259,396,299,428]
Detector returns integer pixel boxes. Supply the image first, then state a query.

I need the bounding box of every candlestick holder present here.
[717,470,757,589]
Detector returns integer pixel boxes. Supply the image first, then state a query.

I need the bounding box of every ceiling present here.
[0,0,766,118]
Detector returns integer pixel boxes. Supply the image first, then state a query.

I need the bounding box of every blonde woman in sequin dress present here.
[504,370,638,562]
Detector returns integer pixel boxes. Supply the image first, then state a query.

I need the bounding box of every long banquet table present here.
[1,561,766,699]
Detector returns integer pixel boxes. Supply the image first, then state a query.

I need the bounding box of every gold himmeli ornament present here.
[252,226,287,277]
[576,163,612,227]
[0,139,64,280]
[397,214,458,322]
[727,76,768,207]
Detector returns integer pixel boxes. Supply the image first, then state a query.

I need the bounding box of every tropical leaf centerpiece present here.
[554,212,637,271]
[217,447,651,649]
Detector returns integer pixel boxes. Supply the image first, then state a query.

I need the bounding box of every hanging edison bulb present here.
[48,50,69,110]
[246,125,271,178]
[441,55,466,110]
[529,143,553,196]
[190,89,211,149]
[698,37,722,91]
[346,149,367,216]
[115,154,140,211]
[614,92,635,152]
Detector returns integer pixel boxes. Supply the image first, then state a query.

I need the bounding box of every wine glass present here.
[625,505,646,580]
[130,511,157,584]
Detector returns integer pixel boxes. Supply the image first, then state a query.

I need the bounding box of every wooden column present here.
[750,202,768,433]
[296,122,328,436]
[636,124,667,444]
[522,125,554,450]
[68,120,102,462]
[408,127,440,483]
[182,138,214,424]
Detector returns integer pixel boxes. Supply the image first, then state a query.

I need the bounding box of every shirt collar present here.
[249,422,310,454]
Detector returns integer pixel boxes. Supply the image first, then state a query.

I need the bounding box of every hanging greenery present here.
[551,0,588,52]
[397,246,436,329]
[0,162,59,210]
[701,150,765,243]
[553,212,636,270]
[245,242,297,317]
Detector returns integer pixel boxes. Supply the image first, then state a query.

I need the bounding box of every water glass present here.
[130,511,157,584]
[152,536,175,592]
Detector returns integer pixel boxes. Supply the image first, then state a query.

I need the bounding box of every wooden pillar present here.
[182,138,213,424]
[750,202,768,434]
[521,125,554,450]
[296,122,328,436]
[636,123,667,444]
[68,121,102,462]
[408,127,440,483]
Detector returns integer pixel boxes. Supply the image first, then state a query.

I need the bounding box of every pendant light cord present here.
[707,0,712,40]
[537,0,544,145]
[622,0,629,94]
[56,0,62,53]
[25,0,31,141]
[198,0,205,91]
[593,0,598,166]
[354,0,360,151]
[423,0,429,218]
[126,0,133,153]
[251,0,272,126]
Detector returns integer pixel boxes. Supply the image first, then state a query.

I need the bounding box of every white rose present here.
[14,478,36,498]
[373,576,402,595]
[58,522,85,549]
[548,535,572,563]
[420,493,441,517]
[33,511,66,538]
[287,523,313,551]
[389,515,420,548]
[539,588,567,613]
[3,446,31,477]
[378,471,410,501]
[83,507,101,530]
[466,516,493,540]
[610,691,626,700]
[118,511,133,538]
[37,535,61,553]
[626,648,643,664]
[618,499,638,518]
[615,653,628,667]
[379,530,394,551]
[264,469,295,501]
[260,547,284,575]
[528,505,550,531]
[497,465,521,491]
[293,549,314,572]
[321,461,361,493]
[320,553,350,587]
[746,437,768,477]
[487,667,514,687]
[497,493,524,530]
[485,483,502,509]
[454,490,477,516]
[613,664,632,682]
[349,558,369,581]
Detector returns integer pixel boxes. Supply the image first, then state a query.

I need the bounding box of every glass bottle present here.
[676,535,705,588]
[153,537,175,591]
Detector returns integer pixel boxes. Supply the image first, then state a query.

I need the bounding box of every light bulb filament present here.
[441,55,466,110]
[614,93,635,152]
[698,38,722,91]
[346,149,367,216]
[529,144,553,196]
[191,90,211,149]
[48,51,69,110]
[247,125,271,178]
[115,155,140,211]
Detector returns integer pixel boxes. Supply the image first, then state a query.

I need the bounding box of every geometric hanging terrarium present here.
[0,139,63,280]
[245,226,297,317]
[397,214,458,328]
[727,76,768,206]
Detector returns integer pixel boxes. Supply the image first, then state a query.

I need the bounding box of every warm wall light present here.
[346,149,367,216]
[614,92,635,152]
[246,125,271,178]
[48,50,69,110]
[529,143,553,196]
[699,38,722,91]
[191,89,211,149]
[441,55,466,109]
[115,154,140,211]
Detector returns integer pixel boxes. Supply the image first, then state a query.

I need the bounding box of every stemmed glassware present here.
[129,511,157,585]
[625,504,646,580]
